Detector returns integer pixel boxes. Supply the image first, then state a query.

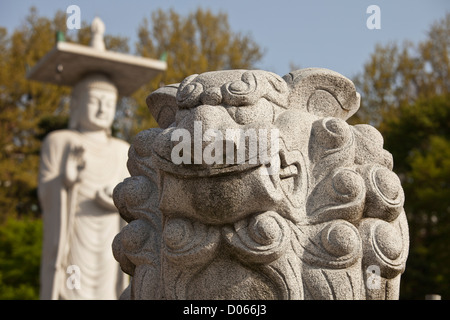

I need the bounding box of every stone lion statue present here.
[112,68,409,300]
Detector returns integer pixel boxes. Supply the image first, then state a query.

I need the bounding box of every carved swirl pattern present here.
[321,221,361,260]
[302,104,408,299]
[163,217,221,264]
[223,71,289,107]
[161,217,221,299]
[362,165,405,222]
[223,211,304,299]
[296,220,362,270]
[176,74,204,109]
[222,211,290,264]
[359,217,408,279]
[307,168,366,224]
[175,70,289,110]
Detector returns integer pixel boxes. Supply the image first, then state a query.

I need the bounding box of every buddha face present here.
[77,86,117,132]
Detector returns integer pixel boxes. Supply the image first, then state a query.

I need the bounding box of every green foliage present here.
[351,13,450,126]
[0,8,70,222]
[382,94,450,172]
[36,114,69,141]
[0,218,42,300]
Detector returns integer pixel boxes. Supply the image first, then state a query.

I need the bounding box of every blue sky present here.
[0,0,449,79]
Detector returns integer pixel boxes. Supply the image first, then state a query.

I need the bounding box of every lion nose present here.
[172,105,240,166]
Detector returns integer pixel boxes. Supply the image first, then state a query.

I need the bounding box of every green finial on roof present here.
[56,31,66,43]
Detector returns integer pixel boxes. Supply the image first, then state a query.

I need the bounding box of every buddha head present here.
[69,73,118,134]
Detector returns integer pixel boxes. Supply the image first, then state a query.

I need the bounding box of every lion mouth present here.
[152,150,264,178]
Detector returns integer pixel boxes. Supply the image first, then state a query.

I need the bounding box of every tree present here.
[351,13,450,126]
[353,13,450,299]
[0,217,42,299]
[0,8,70,222]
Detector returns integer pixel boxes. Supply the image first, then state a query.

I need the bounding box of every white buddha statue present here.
[38,73,130,300]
